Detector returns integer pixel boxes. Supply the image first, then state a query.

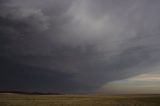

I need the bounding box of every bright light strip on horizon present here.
[100,72,160,94]
[128,74,160,81]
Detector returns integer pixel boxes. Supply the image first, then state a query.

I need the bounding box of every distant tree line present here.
[0,90,63,95]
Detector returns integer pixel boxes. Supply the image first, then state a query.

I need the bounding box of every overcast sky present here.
[1,0,160,93]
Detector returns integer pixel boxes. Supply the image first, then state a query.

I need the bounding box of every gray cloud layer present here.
[1,0,160,92]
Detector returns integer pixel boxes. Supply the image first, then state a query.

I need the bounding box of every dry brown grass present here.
[0,93,160,106]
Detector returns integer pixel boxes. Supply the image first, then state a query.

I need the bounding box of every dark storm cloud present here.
[0,4,49,55]
[0,57,91,92]
[1,0,160,92]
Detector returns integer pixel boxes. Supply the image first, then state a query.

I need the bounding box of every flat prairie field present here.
[0,93,160,106]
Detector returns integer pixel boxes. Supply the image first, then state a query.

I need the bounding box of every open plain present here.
[1,93,160,106]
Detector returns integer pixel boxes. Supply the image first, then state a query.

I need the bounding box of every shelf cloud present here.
[1,0,160,93]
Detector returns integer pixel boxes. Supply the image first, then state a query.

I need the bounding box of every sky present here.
[1,0,160,94]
